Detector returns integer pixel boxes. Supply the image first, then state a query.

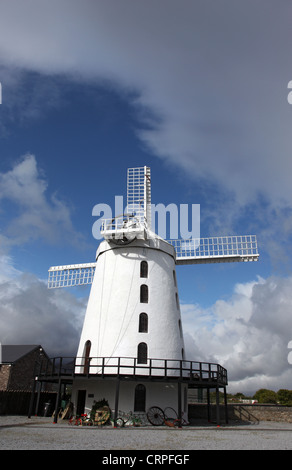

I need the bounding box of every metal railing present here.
[36,356,228,386]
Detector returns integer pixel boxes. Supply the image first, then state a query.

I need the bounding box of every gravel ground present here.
[1,416,292,452]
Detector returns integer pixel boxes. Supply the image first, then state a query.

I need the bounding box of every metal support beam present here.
[177,382,182,428]
[34,381,42,416]
[216,386,220,426]
[207,388,211,422]
[114,379,120,427]
[53,379,62,424]
[224,386,229,424]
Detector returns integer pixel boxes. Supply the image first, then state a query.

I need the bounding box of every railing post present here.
[114,379,120,427]
[59,357,63,376]
[224,386,229,424]
[53,378,62,424]
[117,357,120,377]
[177,382,182,428]
[216,386,220,426]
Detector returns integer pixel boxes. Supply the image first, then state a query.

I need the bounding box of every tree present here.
[253,389,277,404]
[277,389,292,406]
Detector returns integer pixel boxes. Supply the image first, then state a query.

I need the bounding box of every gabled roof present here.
[1,345,44,364]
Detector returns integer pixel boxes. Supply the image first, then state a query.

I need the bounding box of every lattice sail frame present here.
[48,263,96,289]
[48,235,258,287]
[170,235,259,265]
[101,166,151,240]
[127,166,151,229]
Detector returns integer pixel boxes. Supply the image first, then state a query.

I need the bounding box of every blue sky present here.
[0,0,292,394]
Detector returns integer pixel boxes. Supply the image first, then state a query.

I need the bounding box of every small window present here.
[140,284,148,303]
[173,270,177,287]
[178,319,182,337]
[139,313,148,333]
[175,292,179,309]
[137,342,148,364]
[134,384,146,412]
[140,261,148,278]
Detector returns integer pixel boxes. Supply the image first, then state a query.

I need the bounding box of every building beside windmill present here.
[32,166,258,425]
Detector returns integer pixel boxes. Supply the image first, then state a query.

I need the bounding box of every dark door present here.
[76,390,86,416]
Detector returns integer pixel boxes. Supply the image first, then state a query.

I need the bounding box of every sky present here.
[0,0,292,395]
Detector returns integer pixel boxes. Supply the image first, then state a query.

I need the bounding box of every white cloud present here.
[182,276,292,394]
[0,154,85,248]
[0,255,87,356]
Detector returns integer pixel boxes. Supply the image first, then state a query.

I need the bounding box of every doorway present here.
[76,389,86,416]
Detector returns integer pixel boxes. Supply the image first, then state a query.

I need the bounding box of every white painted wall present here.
[71,378,188,421]
[76,236,185,373]
[73,234,188,418]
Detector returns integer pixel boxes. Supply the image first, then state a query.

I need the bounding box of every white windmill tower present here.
[45,166,258,425]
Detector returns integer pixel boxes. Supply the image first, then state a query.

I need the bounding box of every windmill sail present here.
[48,262,96,288]
[127,166,151,229]
[169,235,259,265]
[47,166,259,288]
[48,235,258,287]
[101,166,151,242]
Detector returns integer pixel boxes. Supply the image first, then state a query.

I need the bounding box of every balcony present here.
[35,356,228,388]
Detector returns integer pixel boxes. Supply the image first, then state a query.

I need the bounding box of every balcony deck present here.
[35,356,228,388]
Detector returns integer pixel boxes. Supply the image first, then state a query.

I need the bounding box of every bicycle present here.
[114,410,142,427]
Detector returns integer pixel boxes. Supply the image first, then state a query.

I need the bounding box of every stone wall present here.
[0,365,10,390]
[189,403,292,423]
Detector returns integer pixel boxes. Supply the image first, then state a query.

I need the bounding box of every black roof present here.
[1,345,44,364]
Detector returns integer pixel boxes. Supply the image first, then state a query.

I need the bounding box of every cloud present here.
[0,255,87,356]
[0,154,85,249]
[182,276,292,394]
[0,0,291,209]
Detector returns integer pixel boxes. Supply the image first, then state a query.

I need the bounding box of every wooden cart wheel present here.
[146,406,165,426]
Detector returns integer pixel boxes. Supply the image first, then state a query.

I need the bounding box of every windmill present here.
[45,166,258,424]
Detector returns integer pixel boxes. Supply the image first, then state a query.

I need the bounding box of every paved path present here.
[0,416,292,451]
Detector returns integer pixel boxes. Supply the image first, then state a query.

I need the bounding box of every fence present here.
[0,390,57,416]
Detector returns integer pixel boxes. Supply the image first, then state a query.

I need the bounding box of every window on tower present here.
[139,312,148,333]
[137,342,148,364]
[140,284,148,303]
[140,261,148,278]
